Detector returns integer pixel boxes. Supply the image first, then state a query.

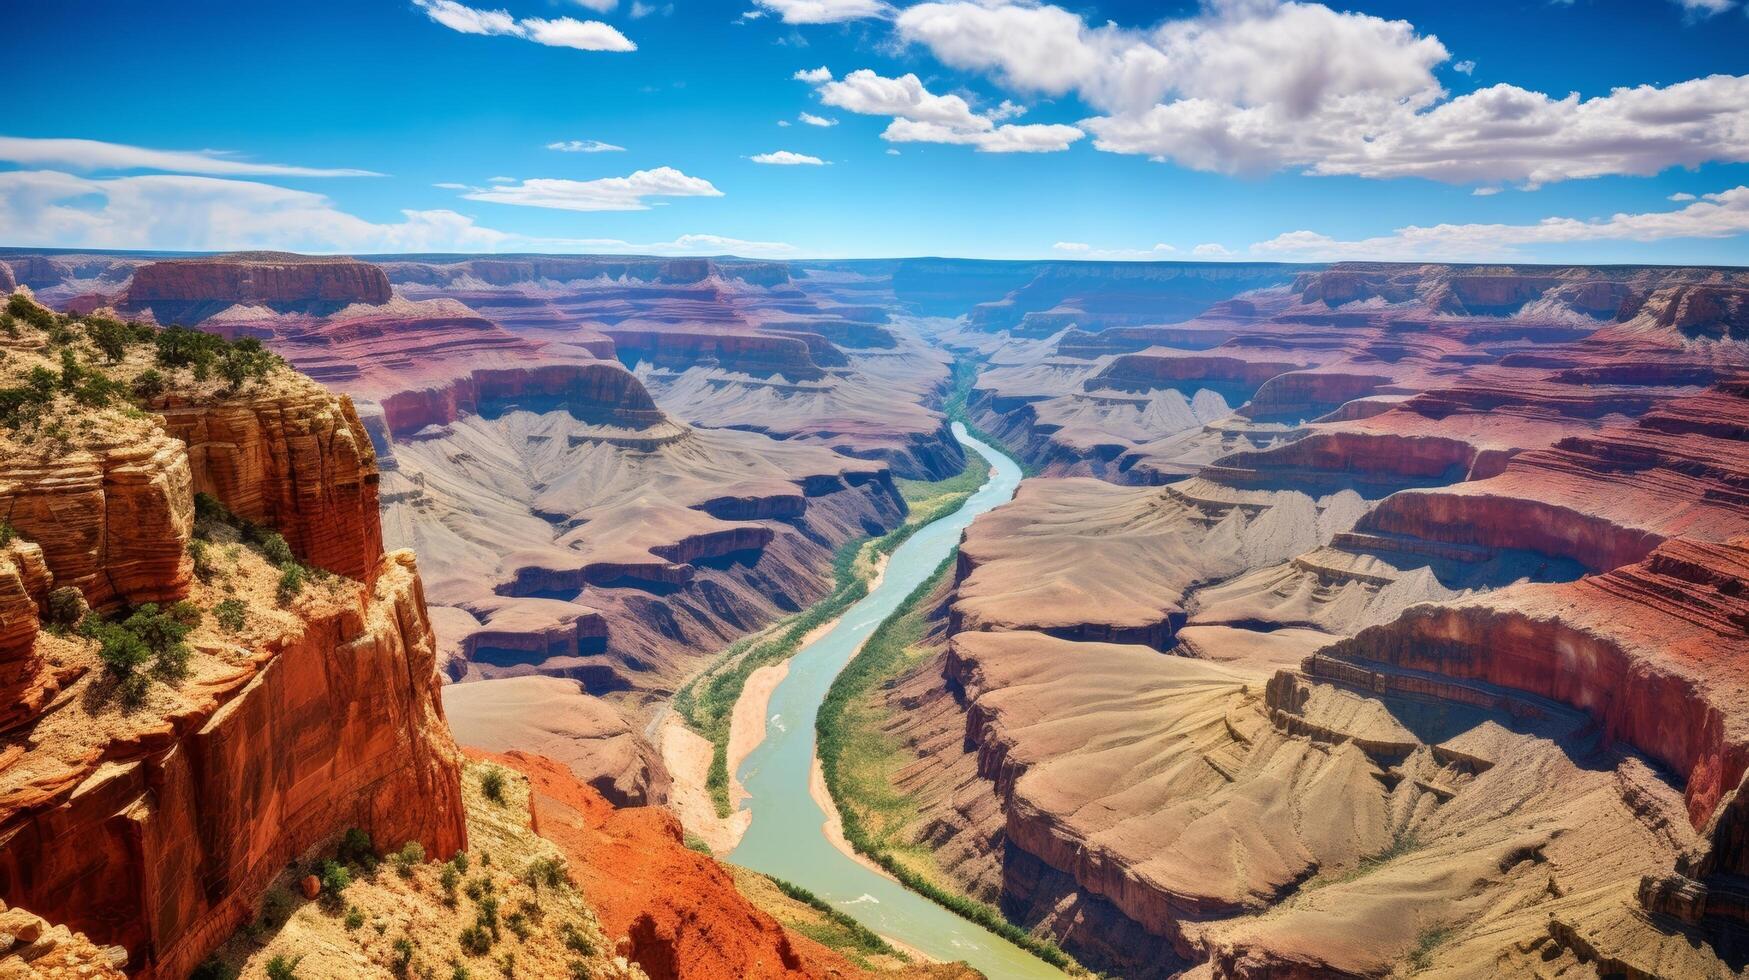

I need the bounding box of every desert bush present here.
[394,840,425,877]
[480,767,506,804]
[258,531,295,565]
[214,597,247,632]
[265,955,302,980]
[131,368,167,400]
[458,923,493,956]
[277,562,307,604]
[45,586,87,626]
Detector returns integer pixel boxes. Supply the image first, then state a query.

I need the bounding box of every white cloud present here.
[630,2,670,17]
[1250,186,1749,261]
[1672,0,1736,19]
[458,168,723,211]
[777,119,792,127]
[754,0,888,24]
[547,139,626,152]
[799,112,838,127]
[571,0,617,11]
[1472,186,1501,196]
[414,0,635,51]
[793,66,833,83]
[751,150,828,165]
[487,175,517,184]
[810,68,1082,153]
[1192,243,1234,258]
[1052,241,1178,259]
[1453,59,1476,75]
[893,0,1749,186]
[0,169,789,256]
[1670,191,1698,201]
[433,182,469,189]
[0,135,380,177]
[885,148,900,155]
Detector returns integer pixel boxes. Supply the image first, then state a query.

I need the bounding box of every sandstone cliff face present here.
[0,553,465,978]
[153,383,384,582]
[123,253,392,322]
[0,306,465,977]
[0,433,194,610]
[380,362,667,437]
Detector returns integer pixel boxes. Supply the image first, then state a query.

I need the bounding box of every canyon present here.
[3,249,1748,979]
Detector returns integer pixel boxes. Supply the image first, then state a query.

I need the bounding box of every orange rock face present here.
[0,434,194,610]
[486,749,866,980]
[152,383,385,581]
[0,551,464,979]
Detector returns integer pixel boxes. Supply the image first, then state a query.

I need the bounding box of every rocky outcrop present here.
[121,252,391,322]
[153,382,384,581]
[493,750,884,980]
[0,901,127,978]
[0,550,465,979]
[0,433,194,610]
[444,677,669,807]
[379,362,668,437]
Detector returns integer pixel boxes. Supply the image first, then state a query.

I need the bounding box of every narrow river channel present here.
[729,423,1062,979]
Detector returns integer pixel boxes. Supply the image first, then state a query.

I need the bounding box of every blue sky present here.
[3,0,1749,263]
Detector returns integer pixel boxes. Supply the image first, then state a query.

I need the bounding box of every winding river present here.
[729,424,1061,979]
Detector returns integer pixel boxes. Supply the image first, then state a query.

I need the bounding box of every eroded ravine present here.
[728,423,1061,979]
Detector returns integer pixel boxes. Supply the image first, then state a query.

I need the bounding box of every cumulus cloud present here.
[1052,241,1178,259]
[458,168,723,211]
[754,0,889,24]
[751,150,828,164]
[799,112,838,127]
[547,139,626,152]
[0,169,787,256]
[893,0,1749,186]
[793,66,833,82]
[1192,242,1234,257]
[1453,59,1476,75]
[0,135,380,177]
[414,0,635,51]
[1670,191,1698,201]
[1250,186,1749,261]
[809,68,1082,152]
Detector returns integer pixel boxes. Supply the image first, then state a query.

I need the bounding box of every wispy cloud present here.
[0,170,784,255]
[751,150,828,165]
[799,112,838,127]
[753,0,889,24]
[0,135,379,177]
[1053,241,1178,260]
[414,0,635,51]
[457,168,723,211]
[1250,186,1749,261]
[547,139,626,153]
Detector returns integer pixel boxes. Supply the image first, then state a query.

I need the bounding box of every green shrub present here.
[258,532,295,566]
[394,840,425,877]
[392,938,416,977]
[558,923,593,956]
[6,294,55,331]
[319,859,352,909]
[567,960,592,980]
[522,856,567,892]
[504,911,530,940]
[497,952,515,978]
[0,522,13,546]
[46,587,87,627]
[85,317,131,363]
[265,955,302,980]
[480,767,506,804]
[189,539,215,581]
[440,863,460,904]
[345,906,365,930]
[458,923,493,956]
[131,368,167,401]
[57,349,84,392]
[190,958,239,980]
[452,963,472,980]
[339,827,376,866]
[451,851,470,874]
[277,562,307,604]
[214,597,247,632]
